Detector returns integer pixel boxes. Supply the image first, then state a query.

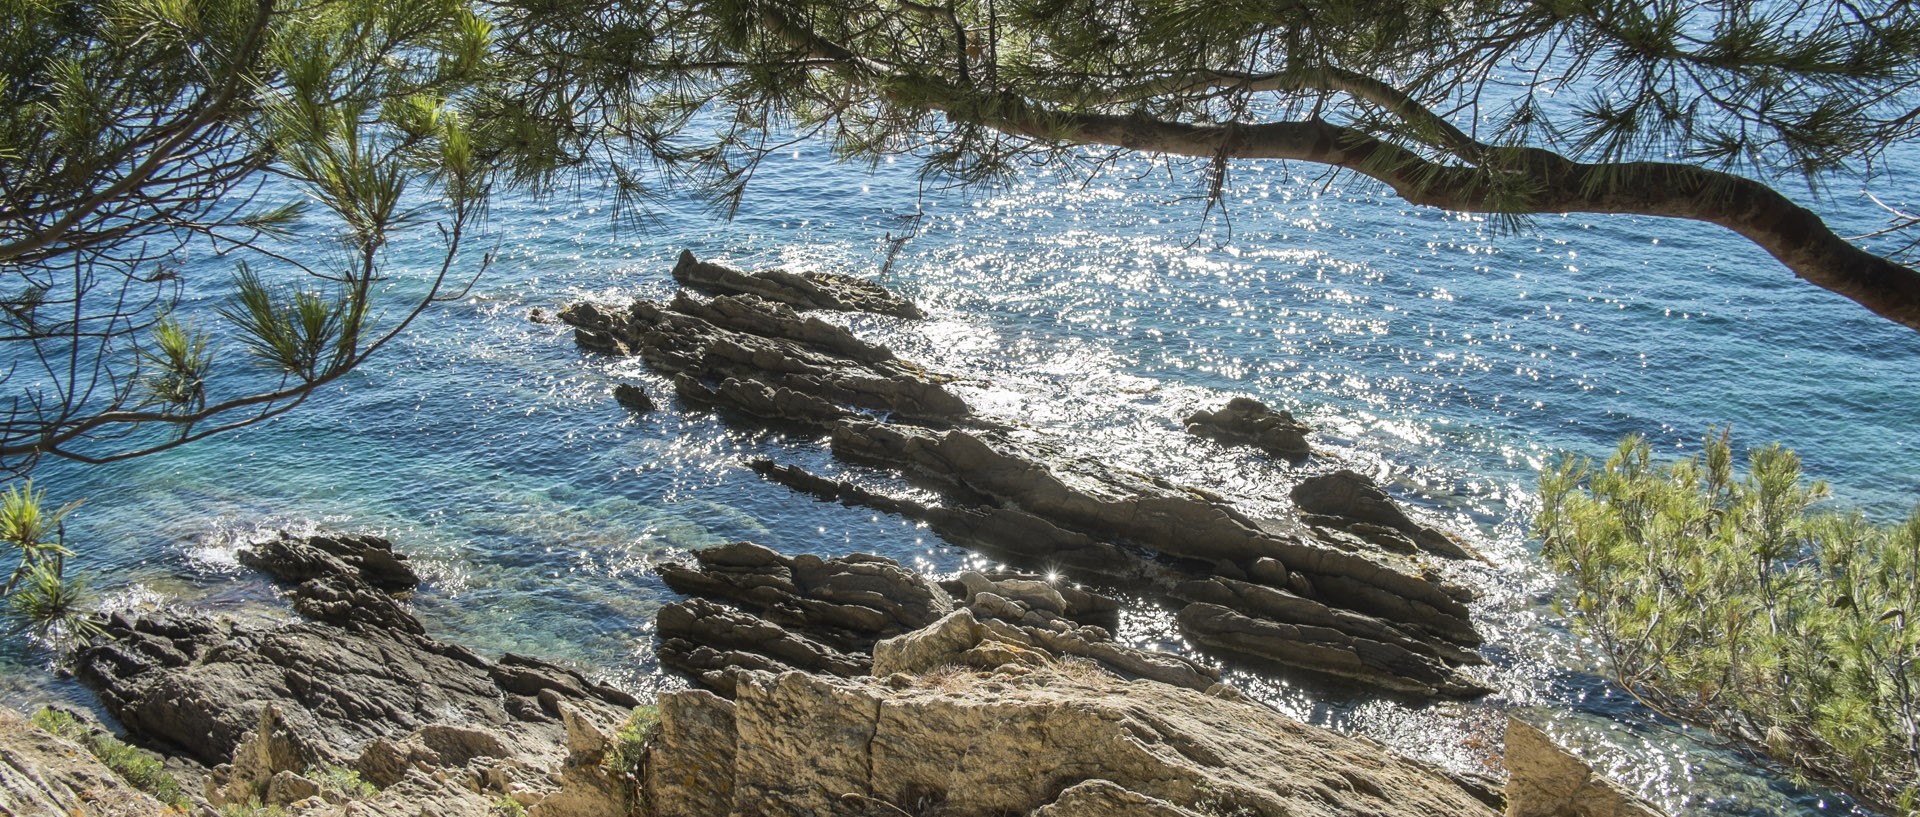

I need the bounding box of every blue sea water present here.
[6,139,1919,815]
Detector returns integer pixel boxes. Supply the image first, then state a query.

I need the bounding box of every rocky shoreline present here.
[562,250,1487,699]
[0,252,1666,817]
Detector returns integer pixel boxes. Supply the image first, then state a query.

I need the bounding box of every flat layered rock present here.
[1185,397,1312,461]
[655,545,1216,697]
[672,249,926,318]
[1292,470,1478,561]
[755,423,1487,697]
[0,708,168,816]
[560,292,969,425]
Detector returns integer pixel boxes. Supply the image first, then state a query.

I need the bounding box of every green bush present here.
[311,764,378,799]
[31,707,189,809]
[604,704,659,806]
[1538,430,1920,814]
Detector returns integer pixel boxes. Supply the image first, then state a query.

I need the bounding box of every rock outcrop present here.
[644,608,1502,817]
[71,529,639,816]
[563,250,1489,698]
[1504,718,1663,817]
[1292,470,1479,561]
[560,290,969,426]
[654,543,1217,698]
[0,708,167,816]
[613,382,655,412]
[672,249,926,319]
[764,422,1490,697]
[1185,397,1312,461]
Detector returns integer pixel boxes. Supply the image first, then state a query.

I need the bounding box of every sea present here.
[4,136,1917,816]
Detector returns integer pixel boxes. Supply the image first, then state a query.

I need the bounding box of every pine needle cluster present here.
[1539,430,1920,813]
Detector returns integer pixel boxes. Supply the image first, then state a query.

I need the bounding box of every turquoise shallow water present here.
[5,142,1918,815]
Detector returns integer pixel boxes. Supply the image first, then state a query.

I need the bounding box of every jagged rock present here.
[1504,718,1665,817]
[816,421,1487,694]
[656,597,870,695]
[612,382,654,412]
[1175,603,1492,698]
[75,531,636,785]
[659,542,955,648]
[646,666,1500,817]
[0,707,169,816]
[207,705,324,805]
[265,770,320,805]
[644,689,736,817]
[672,249,925,318]
[670,290,896,363]
[237,529,418,591]
[753,459,1151,584]
[559,250,1488,699]
[559,293,969,425]
[656,546,1219,697]
[752,442,1486,698]
[526,705,626,817]
[673,372,853,425]
[871,609,989,676]
[1292,470,1478,561]
[290,573,424,634]
[1185,397,1312,461]
[528,307,556,324]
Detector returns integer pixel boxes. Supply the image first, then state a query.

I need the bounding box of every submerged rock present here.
[1185,397,1312,461]
[672,249,926,318]
[612,382,655,412]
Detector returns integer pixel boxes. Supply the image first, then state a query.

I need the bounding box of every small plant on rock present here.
[604,704,659,806]
[311,764,378,799]
[32,707,188,809]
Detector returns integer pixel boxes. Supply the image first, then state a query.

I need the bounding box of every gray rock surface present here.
[1185,397,1312,460]
[561,252,1488,698]
[672,249,926,318]
[657,546,1218,697]
[612,382,655,412]
[1292,470,1479,561]
[559,291,968,425]
[70,528,638,817]
[0,707,168,816]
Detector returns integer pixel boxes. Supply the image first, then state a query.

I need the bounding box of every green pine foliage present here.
[0,481,96,638]
[1538,430,1920,813]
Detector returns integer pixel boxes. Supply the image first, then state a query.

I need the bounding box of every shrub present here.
[1538,430,1920,814]
[311,764,378,799]
[604,704,659,806]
